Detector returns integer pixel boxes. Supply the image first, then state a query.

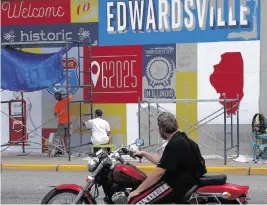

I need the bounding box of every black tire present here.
[41,188,93,204]
[222,199,240,204]
[206,199,240,204]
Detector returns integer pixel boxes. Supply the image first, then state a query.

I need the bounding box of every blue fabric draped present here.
[1,45,74,92]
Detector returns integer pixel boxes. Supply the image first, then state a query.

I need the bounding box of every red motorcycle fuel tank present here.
[112,164,147,187]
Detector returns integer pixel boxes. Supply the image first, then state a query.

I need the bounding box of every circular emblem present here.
[53,83,64,93]
[145,57,174,88]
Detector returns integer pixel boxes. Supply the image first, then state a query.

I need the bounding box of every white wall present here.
[198,41,260,124]
[1,90,42,152]
[126,103,176,150]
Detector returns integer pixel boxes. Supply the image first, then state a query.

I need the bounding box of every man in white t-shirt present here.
[82,109,111,145]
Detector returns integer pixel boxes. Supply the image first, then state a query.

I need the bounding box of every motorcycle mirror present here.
[135,139,144,146]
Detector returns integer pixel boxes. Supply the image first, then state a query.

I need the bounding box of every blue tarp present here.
[1,45,73,92]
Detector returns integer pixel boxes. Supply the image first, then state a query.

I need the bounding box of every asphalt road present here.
[1,170,267,204]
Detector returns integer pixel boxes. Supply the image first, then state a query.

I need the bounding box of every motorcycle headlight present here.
[87,157,99,172]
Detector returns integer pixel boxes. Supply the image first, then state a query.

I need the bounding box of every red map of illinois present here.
[209,52,244,115]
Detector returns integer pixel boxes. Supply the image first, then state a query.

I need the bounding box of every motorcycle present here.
[41,139,250,204]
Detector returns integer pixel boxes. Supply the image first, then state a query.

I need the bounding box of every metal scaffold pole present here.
[89,41,93,121]
[21,91,25,153]
[138,98,240,165]
[65,40,71,162]
[148,102,151,146]
[138,97,141,140]
[223,95,227,165]
[236,94,240,158]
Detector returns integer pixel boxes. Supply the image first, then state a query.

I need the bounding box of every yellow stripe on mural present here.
[71,0,98,23]
[71,104,91,135]
[176,72,198,141]
[71,103,127,145]
[21,48,41,53]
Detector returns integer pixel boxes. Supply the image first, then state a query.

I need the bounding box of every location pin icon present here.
[91,61,100,87]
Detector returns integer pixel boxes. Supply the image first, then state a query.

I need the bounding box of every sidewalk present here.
[1,153,267,175]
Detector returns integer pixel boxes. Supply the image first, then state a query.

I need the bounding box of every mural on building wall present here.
[142,44,176,100]
[1,23,98,47]
[197,41,260,124]
[176,44,198,72]
[83,45,143,103]
[40,46,85,132]
[1,0,71,25]
[0,0,262,154]
[45,48,80,96]
[99,0,260,46]
[176,72,198,139]
[71,103,127,146]
[210,52,244,115]
[0,48,42,152]
[175,44,198,140]
[70,0,98,23]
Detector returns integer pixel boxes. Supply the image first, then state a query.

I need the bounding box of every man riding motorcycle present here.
[128,112,206,204]
[41,111,249,204]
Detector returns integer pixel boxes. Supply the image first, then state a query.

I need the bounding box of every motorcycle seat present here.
[198,174,227,187]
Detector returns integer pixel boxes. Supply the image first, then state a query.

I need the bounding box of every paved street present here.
[1,170,267,204]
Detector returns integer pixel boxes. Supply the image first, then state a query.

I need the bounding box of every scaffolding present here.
[138,95,240,165]
[1,40,93,161]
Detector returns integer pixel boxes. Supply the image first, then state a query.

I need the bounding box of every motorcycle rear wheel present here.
[206,199,241,204]
[189,198,240,204]
[41,189,91,204]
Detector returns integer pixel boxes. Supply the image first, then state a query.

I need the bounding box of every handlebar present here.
[91,146,143,163]
[88,147,147,177]
[116,146,143,160]
[117,156,127,164]
[128,149,143,160]
[87,146,144,175]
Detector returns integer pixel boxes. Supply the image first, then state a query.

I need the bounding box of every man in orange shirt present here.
[54,92,73,153]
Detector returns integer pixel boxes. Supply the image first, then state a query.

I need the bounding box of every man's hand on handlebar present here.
[133,150,144,158]
[130,150,143,160]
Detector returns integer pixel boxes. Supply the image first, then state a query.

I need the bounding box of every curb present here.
[135,166,263,175]
[2,164,58,170]
[250,167,267,175]
[1,164,267,175]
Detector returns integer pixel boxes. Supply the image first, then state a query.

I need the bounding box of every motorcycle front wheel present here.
[41,189,91,204]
